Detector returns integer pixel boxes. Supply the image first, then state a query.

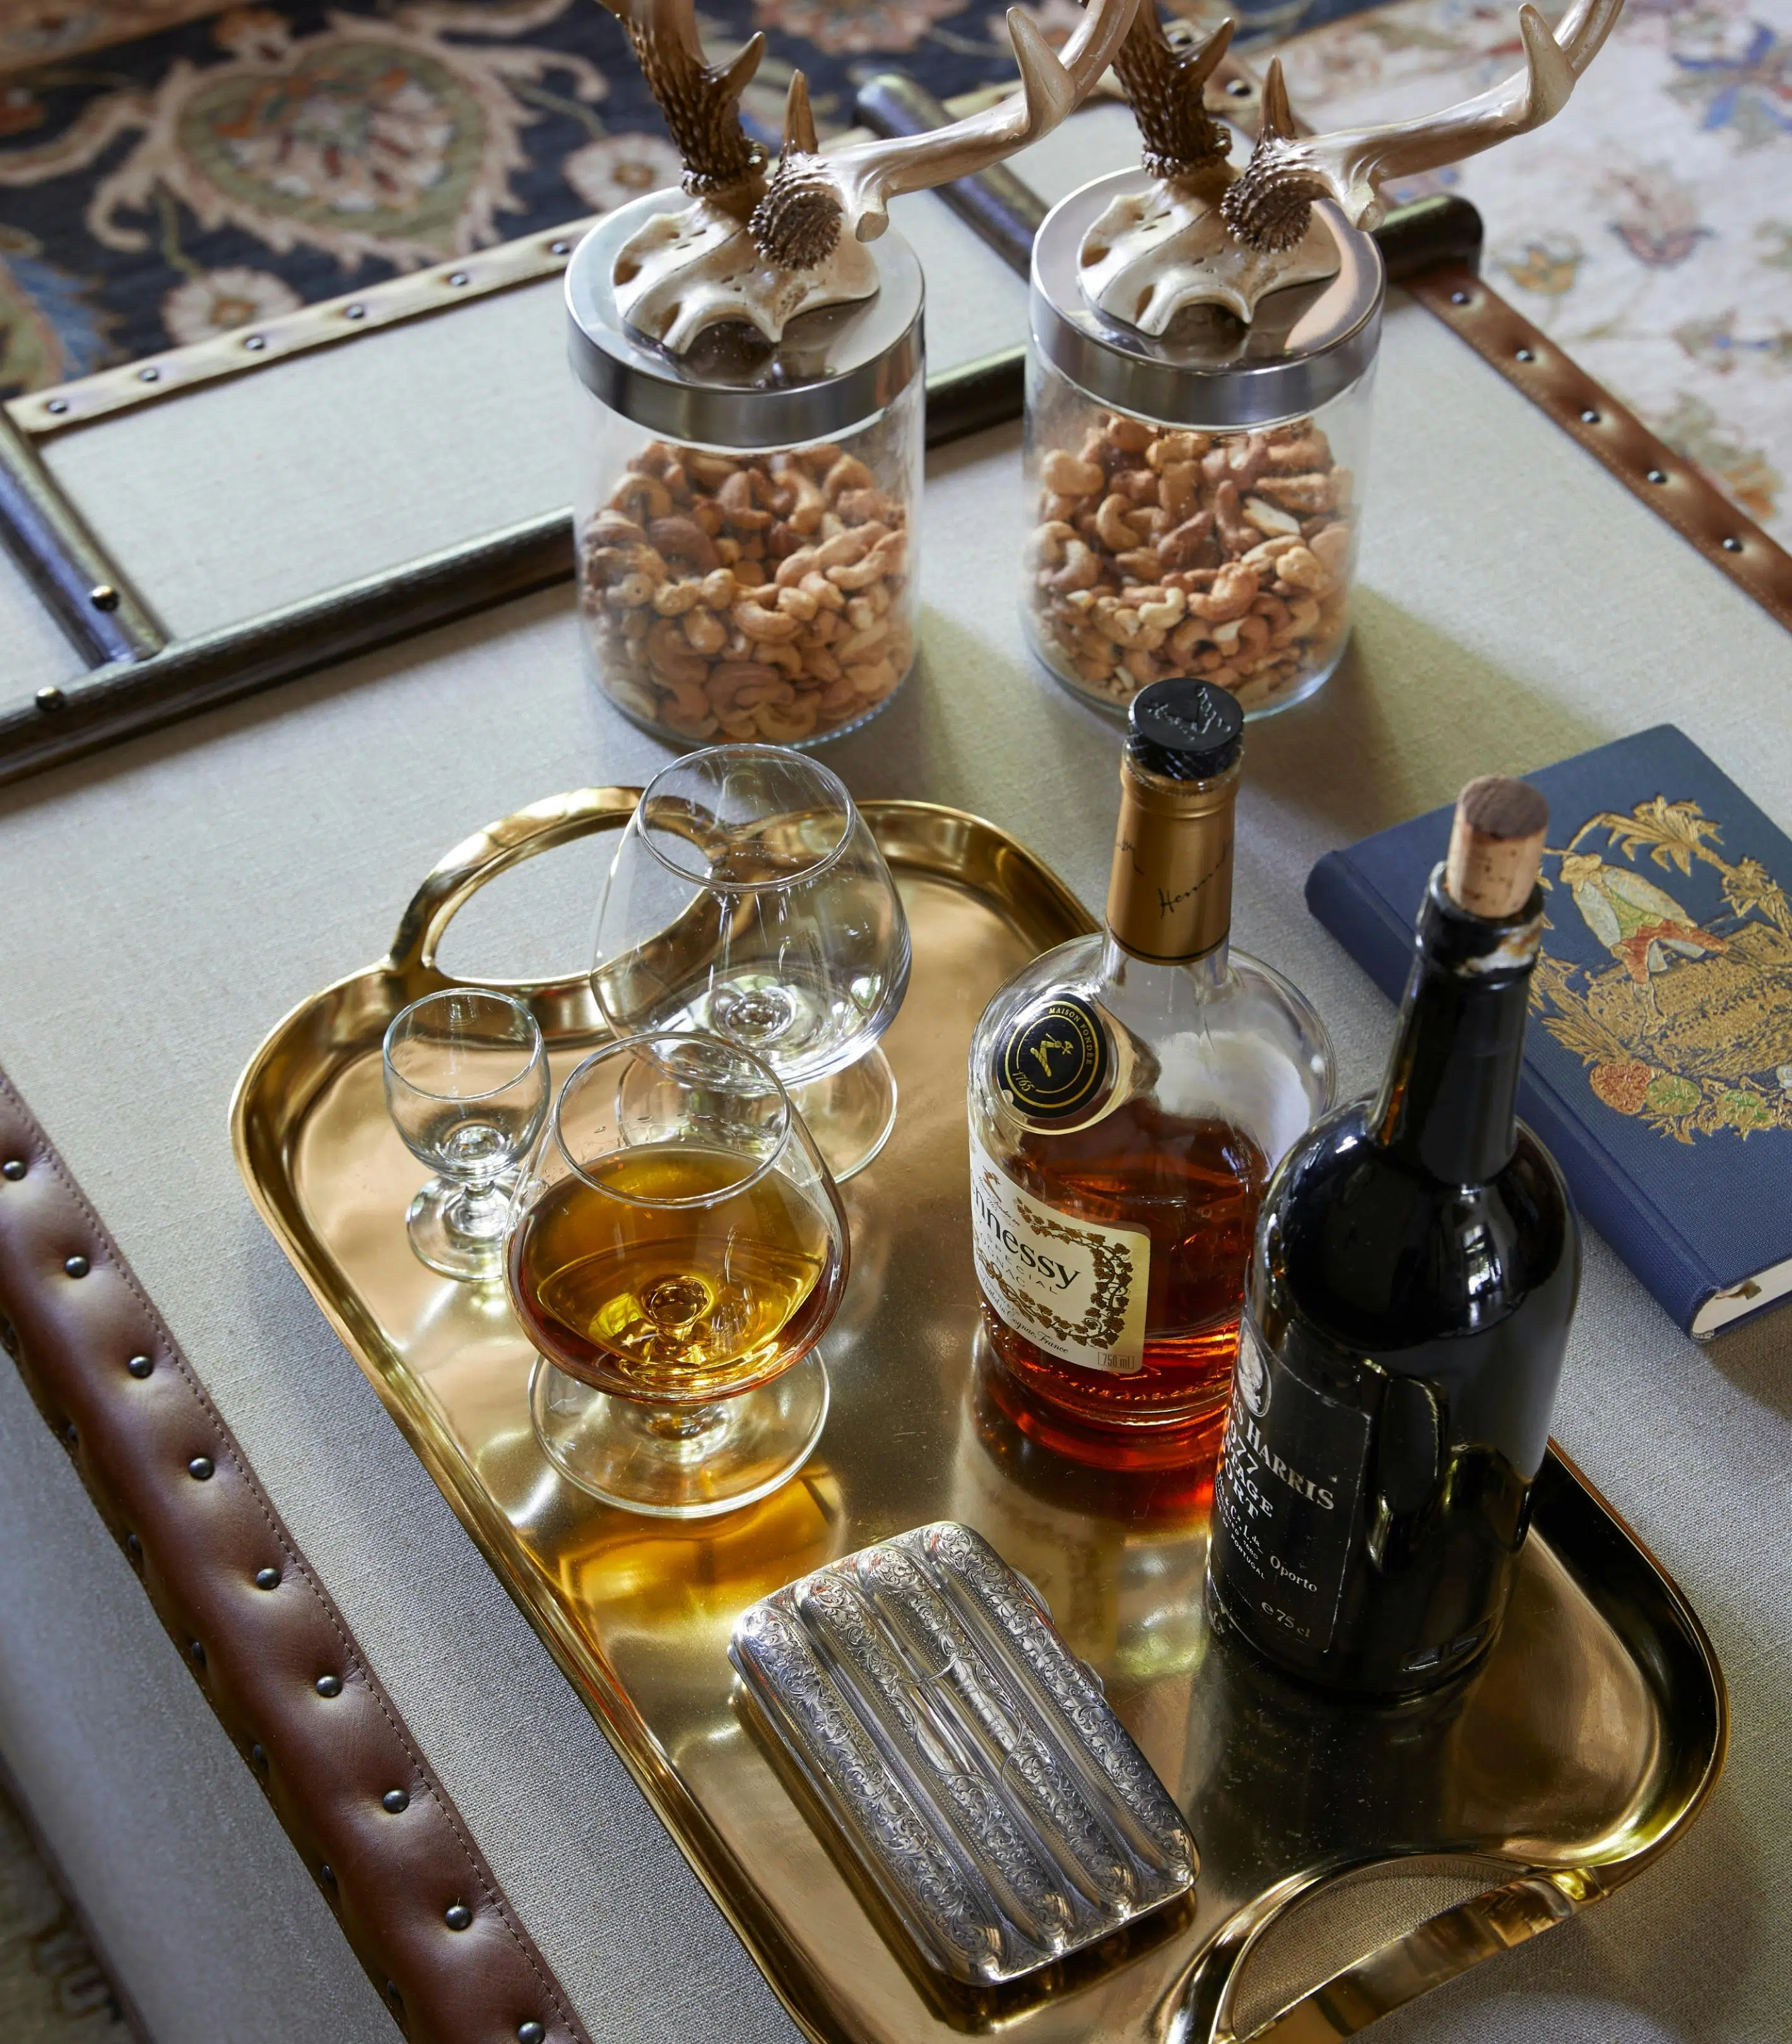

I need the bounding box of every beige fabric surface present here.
[0,101,1789,2044]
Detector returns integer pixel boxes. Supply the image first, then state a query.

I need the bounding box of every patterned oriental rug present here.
[0,0,1787,548]
[0,1775,134,2044]
[1283,0,1792,548]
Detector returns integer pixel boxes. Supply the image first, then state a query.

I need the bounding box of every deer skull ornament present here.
[1082,0,1625,332]
[600,0,1140,353]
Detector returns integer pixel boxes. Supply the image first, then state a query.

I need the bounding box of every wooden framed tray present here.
[232,790,1726,2044]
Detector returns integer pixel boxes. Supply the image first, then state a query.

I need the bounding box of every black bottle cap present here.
[1127,680,1244,782]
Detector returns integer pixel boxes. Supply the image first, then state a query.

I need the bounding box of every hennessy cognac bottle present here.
[966,681,1333,1464]
[1206,778,1581,1693]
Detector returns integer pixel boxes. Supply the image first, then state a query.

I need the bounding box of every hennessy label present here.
[1210,1319,1372,1650]
[993,993,1111,1126]
[969,1133,1149,1375]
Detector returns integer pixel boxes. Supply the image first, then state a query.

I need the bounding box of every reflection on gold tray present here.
[232,791,1726,2044]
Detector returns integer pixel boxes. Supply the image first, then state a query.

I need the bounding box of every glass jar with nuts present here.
[567,195,924,749]
[1025,172,1384,720]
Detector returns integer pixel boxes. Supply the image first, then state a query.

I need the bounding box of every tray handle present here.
[1160,1859,1592,2043]
[387,785,642,978]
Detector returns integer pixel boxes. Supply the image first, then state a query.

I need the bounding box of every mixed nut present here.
[1025,408,1353,715]
[577,440,913,744]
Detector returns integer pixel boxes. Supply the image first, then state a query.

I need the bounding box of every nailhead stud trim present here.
[0,1066,593,2041]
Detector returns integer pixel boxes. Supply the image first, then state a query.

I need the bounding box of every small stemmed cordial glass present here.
[506,1031,849,1518]
[382,989,549,1281]
[591,746,910,1180]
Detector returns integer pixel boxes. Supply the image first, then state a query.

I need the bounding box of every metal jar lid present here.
[567,189,924,450]
[1030,168,1384,430]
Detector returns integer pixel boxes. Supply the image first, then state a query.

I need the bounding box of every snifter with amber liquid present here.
[507,1031,848,1517]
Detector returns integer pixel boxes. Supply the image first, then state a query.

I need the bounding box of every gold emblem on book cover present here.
[1533,794,1792,1142]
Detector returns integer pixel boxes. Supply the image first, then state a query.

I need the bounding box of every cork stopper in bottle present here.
[1444,777,1548,919]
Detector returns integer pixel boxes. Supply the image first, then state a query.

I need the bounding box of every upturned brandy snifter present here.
[507,1030,849,1518]
[591,744,910,1180]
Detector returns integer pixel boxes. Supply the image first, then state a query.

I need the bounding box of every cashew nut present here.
[1188,562,1259,624]
[717,468,772,530]
[610,472,672,522]
[1044,539,1100,593]
[734,601,800,643]
[1041,450,1104,496]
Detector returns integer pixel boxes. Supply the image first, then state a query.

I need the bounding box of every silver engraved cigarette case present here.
[728,1520,1198,1985]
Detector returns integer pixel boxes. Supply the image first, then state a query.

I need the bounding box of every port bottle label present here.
[969,1134,1150,1375]
[1210,1320,1372,1649]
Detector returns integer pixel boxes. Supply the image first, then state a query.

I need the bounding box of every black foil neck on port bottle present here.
[1372,866,1545,1186]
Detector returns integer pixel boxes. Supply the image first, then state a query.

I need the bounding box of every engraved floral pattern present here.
[854,1544,1135,1907]
[794,1571,1070,1953]
[914,1523,1198,1876]
[731,1524,1194,1986]
[733,1601,1003,1979]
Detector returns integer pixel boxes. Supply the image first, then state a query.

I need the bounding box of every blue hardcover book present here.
[1307,725,1792,1339]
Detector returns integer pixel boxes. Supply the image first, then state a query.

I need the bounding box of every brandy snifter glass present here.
[591,744,910,1180]
[382,989,549,1281]
[507,1031,849,1518]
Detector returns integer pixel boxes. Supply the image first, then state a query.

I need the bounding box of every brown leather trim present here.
[1412,262,1792,636]
[0,1067,592,2044]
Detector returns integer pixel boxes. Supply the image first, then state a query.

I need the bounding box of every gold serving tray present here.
[233,791,1726,2044]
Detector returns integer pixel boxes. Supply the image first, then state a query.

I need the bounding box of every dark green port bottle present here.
[1206,777,1580,1695]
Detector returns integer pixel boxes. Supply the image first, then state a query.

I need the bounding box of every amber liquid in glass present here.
[985,1096,1269,1439]
[509,1143,835,1401]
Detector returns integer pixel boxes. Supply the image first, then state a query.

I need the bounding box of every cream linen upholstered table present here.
[0,109,1788,2044]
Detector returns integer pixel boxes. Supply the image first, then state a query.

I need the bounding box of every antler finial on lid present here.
[1110,6,1232,183]
[750,0,1138,269]
[598,0,765,197]
[1083,0,1624,330]
[1221,0,1623,251]
[600,0,1141,351]
[1077,9,1340,331]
